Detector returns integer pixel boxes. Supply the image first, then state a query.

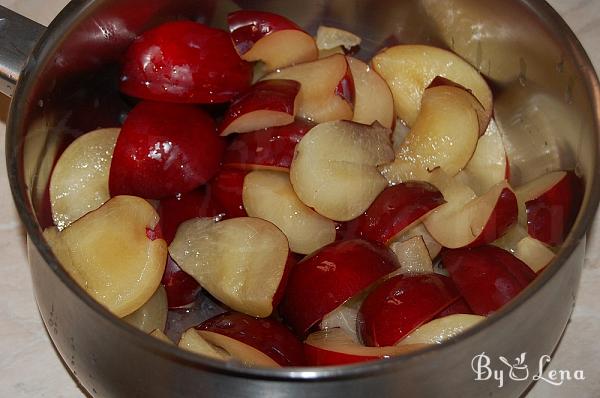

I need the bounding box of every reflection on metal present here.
[0,6,44,97]
[420,0,563,86]
[495,83,581,186]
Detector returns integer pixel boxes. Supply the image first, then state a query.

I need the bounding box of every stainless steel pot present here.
[2,1,599,397]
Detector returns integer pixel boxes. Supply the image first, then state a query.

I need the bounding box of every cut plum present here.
[197,312,305,366]
[515,170,583,246]
[435,298,473,318]
[372,44,492,130]
[179,329,232,362]
[150,329,173,344]
[442,245,536,316]
[243,170,336,255]
[391,223,442,260]
[124,285,168,333]
[158,189,221,244]
[358,273,460,346]
[43,196,167,317]
[389,236,434,275]
[261,54,354,123]
[397,314,484,345]
[220,79,301,136]
[120,21,252,103]
[280,239,399,336]
[109,101,224,199]
[514,237,555,273]
[319,291,367,342]
[491,224,529,253]
[380,84,482,183]
[456,119,509,195]
[316,26,361,51]
[228,10,318,71]
[207,169,248,218]
[347,182,444,245]
[290,120,394,221]
[346,57,394,128]
[161,256,202,309]
[50,128,119,230]
[424,181,518,249]
[169,217,291,317]
[222,119,315,171]
[304,328,423,366]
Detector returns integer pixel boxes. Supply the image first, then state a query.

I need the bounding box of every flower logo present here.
[499,352,529,381]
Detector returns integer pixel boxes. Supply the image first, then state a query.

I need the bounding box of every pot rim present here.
[6,0,600,382]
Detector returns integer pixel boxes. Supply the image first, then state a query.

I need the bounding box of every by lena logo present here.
[471,352,585,388]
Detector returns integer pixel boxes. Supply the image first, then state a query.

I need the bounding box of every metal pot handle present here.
[0,6,45,98]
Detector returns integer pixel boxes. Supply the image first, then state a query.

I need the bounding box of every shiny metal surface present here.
[4,0,600,397]
[0,6,44,96]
